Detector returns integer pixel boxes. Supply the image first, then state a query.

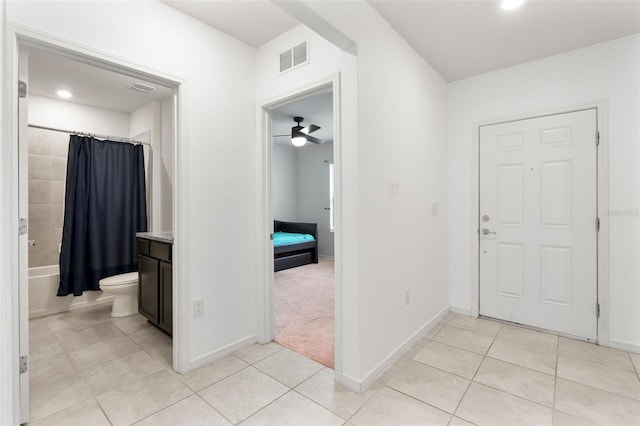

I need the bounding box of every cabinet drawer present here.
[137,238,150,256]
[150,241,172,262]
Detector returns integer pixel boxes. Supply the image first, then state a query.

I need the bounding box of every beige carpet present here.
[274,258,335,368]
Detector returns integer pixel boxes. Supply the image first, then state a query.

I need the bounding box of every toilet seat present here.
[100,272,138,287]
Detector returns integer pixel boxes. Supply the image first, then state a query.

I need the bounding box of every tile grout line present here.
[195,388,239,426]
[343,383,384,425]
[450,322,501,422]
[234,388,295,425]
[372,318,501,423]
[34,310,182,426]
[292,388,352,422]
[442,321,503,339]
[128,391,195,425]
[31,309,117,424]
[417,337,557,380]
[556,376,640,402]
[626,351,640,380]
[90,321,167,425]
[183,362,252,394]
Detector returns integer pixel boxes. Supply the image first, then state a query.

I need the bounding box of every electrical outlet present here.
[405,289,410,305]
[194,298,204,317]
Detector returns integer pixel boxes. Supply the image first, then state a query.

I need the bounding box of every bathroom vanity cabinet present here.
[137,234,173,336]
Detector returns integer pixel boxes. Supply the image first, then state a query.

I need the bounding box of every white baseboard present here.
[337,372,362,394]
[607,338,640,354]
[187,334,257,371]
[353,305,450,393]
[449,305,472,316]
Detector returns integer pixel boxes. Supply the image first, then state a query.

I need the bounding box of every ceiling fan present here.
[273,116,323,146]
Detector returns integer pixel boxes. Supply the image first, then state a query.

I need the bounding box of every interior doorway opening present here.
[259,75,343,375]
[270,91,335,368]
[14,37,181,424]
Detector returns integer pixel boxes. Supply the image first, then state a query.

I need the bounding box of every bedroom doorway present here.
[270,91,336,368]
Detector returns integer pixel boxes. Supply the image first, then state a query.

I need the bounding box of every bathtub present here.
[28,265,114,319]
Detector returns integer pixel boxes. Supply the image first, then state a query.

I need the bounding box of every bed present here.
[274,220,318,272]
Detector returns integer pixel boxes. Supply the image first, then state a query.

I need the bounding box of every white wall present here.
[448,34,640,351]
[272,141,334,257]
[29,95,130,136]
[130,100,163,232]
[285,2,450,388]
[272,143,298,221]
[7,1,257,371]
[296,142,334,257]
[160,97,174,231]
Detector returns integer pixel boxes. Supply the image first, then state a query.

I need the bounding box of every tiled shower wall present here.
[28,128,69,267]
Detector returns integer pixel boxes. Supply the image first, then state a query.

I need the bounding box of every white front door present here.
[479,109,598,340]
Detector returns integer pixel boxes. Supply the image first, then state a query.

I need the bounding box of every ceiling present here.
[28,47,174,113]
[369,0,640,81]
[161,0,299,47]
[162,0,640,82]
[271,92,333,146]
[27,1,639,116]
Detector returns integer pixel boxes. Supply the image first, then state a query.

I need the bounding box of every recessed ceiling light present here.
[56,89,73,99]
[501,0,525,10]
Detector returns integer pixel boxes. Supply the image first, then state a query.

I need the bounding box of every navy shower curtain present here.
[57,135,147,296]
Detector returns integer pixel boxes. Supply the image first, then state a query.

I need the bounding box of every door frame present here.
[469,101,609,345]
[3,24,185,423]
[256,73,343,378]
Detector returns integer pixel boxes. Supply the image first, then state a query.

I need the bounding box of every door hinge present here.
[596,217,600,232]
[596,303,600,318]
[18,80,27,98]
[596,131,600,146]
[19,218,28,236]
[19,355,28,374]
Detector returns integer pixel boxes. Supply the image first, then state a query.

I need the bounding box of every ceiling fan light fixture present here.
[292,135,306,147]
[500,0,525,10]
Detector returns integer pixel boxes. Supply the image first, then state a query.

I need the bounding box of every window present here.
[329,162,335,231]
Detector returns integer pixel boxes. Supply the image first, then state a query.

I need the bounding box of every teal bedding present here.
[274,231,315,247]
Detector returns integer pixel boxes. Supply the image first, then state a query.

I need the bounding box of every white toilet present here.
[99,272,139,317]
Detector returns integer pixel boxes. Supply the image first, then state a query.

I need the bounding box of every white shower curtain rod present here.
[28,124,151,146]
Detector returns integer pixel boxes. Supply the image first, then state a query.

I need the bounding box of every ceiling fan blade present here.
[305,135,325,144]
[300,124,320,135]
[272,134,289,137]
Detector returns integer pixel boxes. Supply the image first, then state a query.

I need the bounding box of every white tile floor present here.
[28,307,640,425]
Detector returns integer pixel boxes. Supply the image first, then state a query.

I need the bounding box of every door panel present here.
[479,109,597,340]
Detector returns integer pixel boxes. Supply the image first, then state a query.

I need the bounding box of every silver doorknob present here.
[482,228,496,235]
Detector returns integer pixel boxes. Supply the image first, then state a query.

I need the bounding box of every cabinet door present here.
[159,261,172,335]
[138,254,159,323]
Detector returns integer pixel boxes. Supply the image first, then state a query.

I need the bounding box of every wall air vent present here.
[279,41,309,73]
[127,82,156,93]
